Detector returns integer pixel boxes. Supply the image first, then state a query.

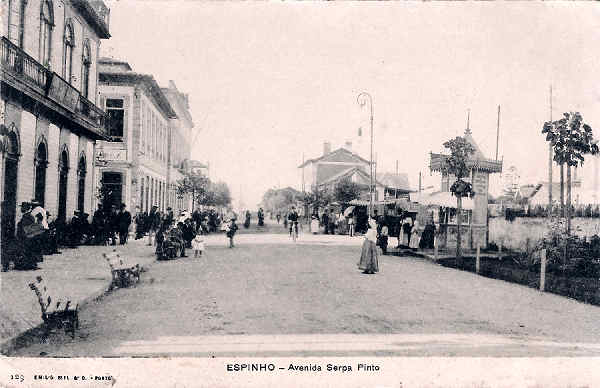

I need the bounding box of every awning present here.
[412,191,474,210]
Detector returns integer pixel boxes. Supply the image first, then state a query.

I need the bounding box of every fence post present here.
[476,244,481,274]
[540,249,547,292]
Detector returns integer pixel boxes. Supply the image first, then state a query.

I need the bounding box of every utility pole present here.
[549,85,553,216]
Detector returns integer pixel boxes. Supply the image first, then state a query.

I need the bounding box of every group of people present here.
[3,200,134,271]
[358,210,437,276]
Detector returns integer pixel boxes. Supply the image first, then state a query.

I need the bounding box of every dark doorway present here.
[34,142,47,207]
[102,172,123,210]
[2,132,20,242]
[58,150,69,222]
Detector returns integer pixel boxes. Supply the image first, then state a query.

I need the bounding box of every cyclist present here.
[288,206,299,240]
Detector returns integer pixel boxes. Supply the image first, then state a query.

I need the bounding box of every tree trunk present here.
[456,195,462,268]
[560,163,565,217]
[567,164,572,234]
[548,144,553,216]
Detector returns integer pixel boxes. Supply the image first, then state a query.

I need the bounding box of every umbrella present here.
[343,206,355,217]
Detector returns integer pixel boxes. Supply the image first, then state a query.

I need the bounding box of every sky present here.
[102,1,600,210]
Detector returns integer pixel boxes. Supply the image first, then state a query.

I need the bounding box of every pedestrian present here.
[92,203,105,245]
[348,212,355,237]
[118,203,132,245]
[378,221,389,255]
[329,210,337,235]
[244,210,251,229]
[15,202,43,270]
[322,209,330,234]
[257,208,264,227]
[358,218,379,274]
[410,218,421,250]
[420,218,436,249]
[311,214,319,234]
[226,218,238,248]
[147,205,160,246]
[402,217,413,247]
[276,212,281,224]
[108,205,119,246]
[192,231,205,258]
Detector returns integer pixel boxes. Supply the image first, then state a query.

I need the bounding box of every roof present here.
[377,172,411,191]
[429,129,503,174]
[161,80,194,128]
[298,147,370,168]
[518,184,543,200]
[318,166,384,187]
[72,0,110,39]
[412,191,474,210]
[98,65,177,119]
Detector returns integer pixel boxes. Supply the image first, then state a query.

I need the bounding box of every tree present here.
[176,171,210,210]
[302,186,333,214]
[440,136,476,267]
[542,111,599,233]
[333,177,362,204]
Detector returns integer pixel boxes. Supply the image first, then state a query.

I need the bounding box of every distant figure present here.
[244,210,251,228]
[348,212,355,237]
[311,214,319,234]
[192,231,205,258]
[226,218,238,248]
[257,208,264,227]
[322,210,330,234]
[118,203,132,245]
[378,222,389,255]
[409,218,421,250]
[276,213,281,224]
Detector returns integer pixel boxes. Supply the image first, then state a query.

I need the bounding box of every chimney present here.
[344,141,352,152]
[323,141,331,156]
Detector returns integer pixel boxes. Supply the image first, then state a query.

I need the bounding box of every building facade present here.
[96,58,177,214]
[300,141,386,201]
[1,0,110,245]
[161,81,194,213]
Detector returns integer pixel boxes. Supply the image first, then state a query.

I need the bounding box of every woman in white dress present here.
[310,214,320,234]
[409,218,421,250]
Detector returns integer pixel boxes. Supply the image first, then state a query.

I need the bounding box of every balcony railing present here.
[1,36,107,138]
[90,0,110,28]
[1,37,50,92]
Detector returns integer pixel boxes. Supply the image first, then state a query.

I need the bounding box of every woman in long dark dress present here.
[358,219,379,274]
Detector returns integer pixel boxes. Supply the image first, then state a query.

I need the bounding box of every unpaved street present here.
[9,232,600,357]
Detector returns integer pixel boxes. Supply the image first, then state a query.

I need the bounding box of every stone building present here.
[96,58,177,214]
[1,0,110,244]
[161,81,195,213]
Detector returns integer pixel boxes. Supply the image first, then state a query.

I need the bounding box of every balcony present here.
[0,37,50,93]
[1,37,108,139]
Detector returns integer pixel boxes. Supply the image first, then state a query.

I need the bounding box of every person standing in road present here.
[226,218,238,248]
[147,205,160,246]
[118,203,132,245]
[358,218,379,274]
[378,221,389,255]
[288,206,299,237]
[322,209,330,235]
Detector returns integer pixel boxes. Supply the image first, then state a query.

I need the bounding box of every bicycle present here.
[290,221,299,242]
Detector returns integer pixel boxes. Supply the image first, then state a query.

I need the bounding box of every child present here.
[192,231,205,257]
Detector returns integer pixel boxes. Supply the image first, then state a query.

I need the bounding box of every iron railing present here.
[1,37,50,92]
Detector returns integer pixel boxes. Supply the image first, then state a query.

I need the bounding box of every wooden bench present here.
[29,276,79,338]
[103,250,141,290]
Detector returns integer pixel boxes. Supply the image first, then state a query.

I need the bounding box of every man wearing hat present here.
[118,203,132,245]
[15,202,41,270]
[147,205,160,246]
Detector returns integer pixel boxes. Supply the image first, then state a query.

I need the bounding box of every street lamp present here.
[357,92,374,216]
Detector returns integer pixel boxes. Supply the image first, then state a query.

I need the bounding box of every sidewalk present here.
[0,238,156,353]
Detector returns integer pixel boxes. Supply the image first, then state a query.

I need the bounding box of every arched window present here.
[39,0,53,67]
[63,21,74,83]
[34,140,48,207]
[58,148,69,222]
[81,40,91,98]
[2,127,20,243]
[77,154,86,212]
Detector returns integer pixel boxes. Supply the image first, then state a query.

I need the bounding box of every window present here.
[106,98,124,140]
[34,142,48,207]
[81,41,91,98]
[77,156,86,212]
[39,0,53,67]
[63,22,74,83]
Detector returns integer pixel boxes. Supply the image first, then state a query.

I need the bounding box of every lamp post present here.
[357,92,374,216]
